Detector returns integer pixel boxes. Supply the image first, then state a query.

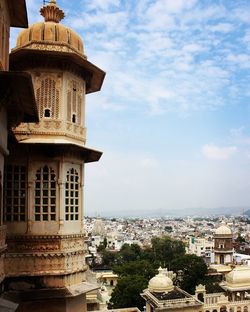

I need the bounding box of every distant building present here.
[189,236,214,264]
[92,217,107,237]
[214,221,233,265]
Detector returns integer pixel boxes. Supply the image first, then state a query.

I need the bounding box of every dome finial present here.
[40,0,65,23]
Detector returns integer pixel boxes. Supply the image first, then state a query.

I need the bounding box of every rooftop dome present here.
[225,266,250,288]
[14,0,85,57]
[215,221,232,235]
[148,268,174,293]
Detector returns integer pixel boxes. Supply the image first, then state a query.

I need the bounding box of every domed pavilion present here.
[214,221,233,265]
[141,268,203,312]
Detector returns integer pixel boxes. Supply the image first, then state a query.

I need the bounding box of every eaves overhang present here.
[13,142,102,163]
[10,48,106,94]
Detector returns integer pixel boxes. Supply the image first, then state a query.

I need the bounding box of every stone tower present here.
[214,221,233,265]
[3,1,105,311]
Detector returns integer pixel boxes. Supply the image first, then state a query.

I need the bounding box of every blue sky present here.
[11,0,250,216]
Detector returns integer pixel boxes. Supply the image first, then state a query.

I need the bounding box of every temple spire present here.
[40,0,65,23]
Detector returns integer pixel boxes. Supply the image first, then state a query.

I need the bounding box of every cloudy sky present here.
[11,0,250,217]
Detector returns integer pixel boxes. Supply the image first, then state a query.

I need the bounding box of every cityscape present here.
[1,0,250,312]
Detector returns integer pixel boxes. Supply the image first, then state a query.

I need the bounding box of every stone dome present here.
[148,268,174,293]
[14,0,85,57]
[215,221,232,235]
[225,266,250,288]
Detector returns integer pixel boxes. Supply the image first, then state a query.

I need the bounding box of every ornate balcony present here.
[13,119,86,145]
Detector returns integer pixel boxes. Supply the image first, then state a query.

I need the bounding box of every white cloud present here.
[230,127,250,145]
[202,144,237,160]
[140,157,158,168]
[227,53,250,68]
[208,23,234,33]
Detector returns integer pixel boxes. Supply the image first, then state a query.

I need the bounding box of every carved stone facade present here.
[14,71,86,145]
[3,1,105,311]
[0,2,39,311]
[5,234,87,284]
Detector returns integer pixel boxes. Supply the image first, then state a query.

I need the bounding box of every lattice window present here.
[67,90,71,122]
[67,80,82,125]
[3,165,26,222]
[65,168,79,221]
[36,77,59,119]
[35,165,56,221]
[78,94,82,123]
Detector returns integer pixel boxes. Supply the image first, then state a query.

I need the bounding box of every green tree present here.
[112,260,156,281]
[151,236,186,266]
[170,254,207,294]
[101,250,118,267]
[108,275,147,310]
[203,275,224,293]
[235,233,246,243]
[165,226,173,233]
[117,243,142,264]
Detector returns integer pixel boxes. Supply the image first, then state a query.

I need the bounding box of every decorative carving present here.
[5,253,87,276]
[20,42,85,58]
[5,234,87,277]
[13,120,86,144]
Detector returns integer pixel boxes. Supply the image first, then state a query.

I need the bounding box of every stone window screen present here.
[35,165,56,221]
[4,165,26,222]
[65,168,79,221]
[67,80,82,125]
[36,77,59,119]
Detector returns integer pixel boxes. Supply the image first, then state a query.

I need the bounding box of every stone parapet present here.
[13,119,86,144]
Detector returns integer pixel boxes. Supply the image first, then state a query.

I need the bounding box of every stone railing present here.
[204,299,250,311]
[204,293,227,306]
[143,290,200,308]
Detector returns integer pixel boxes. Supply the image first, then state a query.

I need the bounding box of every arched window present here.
[237,307,242,312]
[243,307,248,312]
[36,77,59,119]
[3,165,26,222]
[220,306,227,312]
[198,293,204,302]
[229,308,234,312]
[35,166,56,221]
[65,168,79,221]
